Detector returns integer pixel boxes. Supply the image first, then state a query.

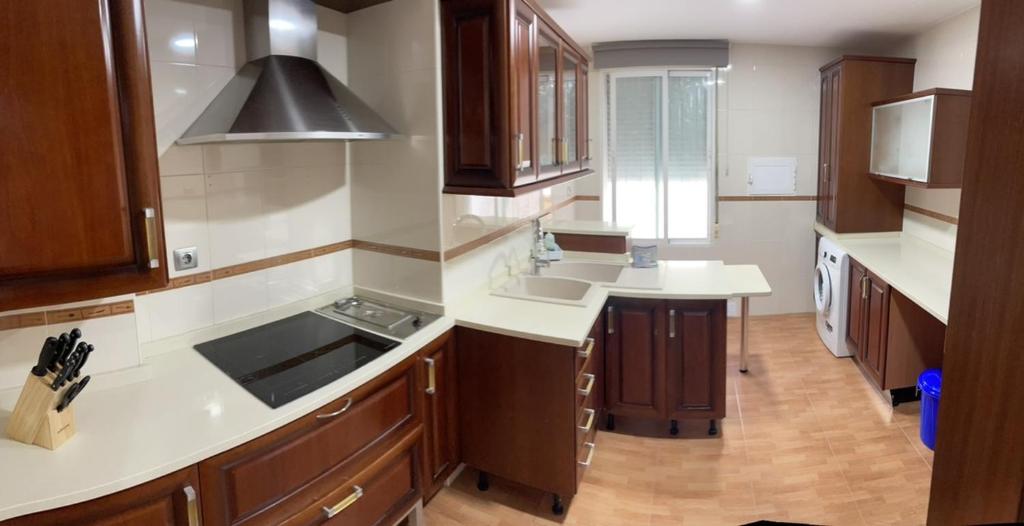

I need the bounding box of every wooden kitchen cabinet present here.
[605,298,726,435]
[3,466,202,526]
[440,0,592,197]
[869,88,972,189]
[418,332,459,503]
[456,312,603,515]
[816,56,915,233]
[0,0,167,311]
[847,257,944,391]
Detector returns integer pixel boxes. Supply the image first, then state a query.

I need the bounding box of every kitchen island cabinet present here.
[605,298,726,435]
[0,0,167,311]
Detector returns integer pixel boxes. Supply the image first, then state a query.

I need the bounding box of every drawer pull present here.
[184,485,201,526]
[322,485,363,519]
[577,373,595,397]
[578,338,594,359]
[425,357,437,395]
[316,398,353,420]
[578,408,595,433]
[143,207,160,269]
[578,442,596,467]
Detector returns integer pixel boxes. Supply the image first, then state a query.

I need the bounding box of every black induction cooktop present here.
[194,312,399,408]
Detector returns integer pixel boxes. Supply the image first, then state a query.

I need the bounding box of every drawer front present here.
[573,336,596,377]
[282,443,418,526]
[575,394,597,451]
[575,431,596,487]
[200,362,417,525]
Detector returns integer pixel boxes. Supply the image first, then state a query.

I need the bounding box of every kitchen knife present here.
[51,350,81,390]
[49,333,69,372]
[69,343,93,380]
[60,328,82,366]
[56,376,90,413]
[30,337,59,377]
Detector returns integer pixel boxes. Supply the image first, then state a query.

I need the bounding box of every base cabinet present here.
[419,332,459,503]
[846,257,944,391]
[3,467,201,526]
[605,298,726,431]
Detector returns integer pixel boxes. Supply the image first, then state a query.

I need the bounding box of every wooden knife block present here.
[5,372,76,450]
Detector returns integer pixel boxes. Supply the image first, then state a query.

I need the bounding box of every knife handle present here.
[56,376,90,412]
[60,328,82,366]
[51,333,69,372]
[31,337,59,377]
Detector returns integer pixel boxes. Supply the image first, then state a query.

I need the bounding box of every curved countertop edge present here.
[545,220,634,236]
[0,317,456,521]
[814,223,952,324]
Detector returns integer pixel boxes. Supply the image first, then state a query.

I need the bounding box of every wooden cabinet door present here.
[862,271,890,386]
[0,0,166,311]
[817,71,833,225]
[535,23,561,180]
[6,466,200,526]
[420,332,458,503]
[510,0,538,187]
[560,47,583,173]
[665,301,726,420]
[827,67,842,228]
[847,259,867,353]
[604,299,665,419]
[579,62,590,168]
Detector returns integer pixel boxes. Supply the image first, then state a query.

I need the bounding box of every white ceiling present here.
[536,0,980,50]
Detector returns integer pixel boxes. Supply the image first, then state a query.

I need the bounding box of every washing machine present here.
[814,237,852,357]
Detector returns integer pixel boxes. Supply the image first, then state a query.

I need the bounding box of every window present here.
[607,70,716,241]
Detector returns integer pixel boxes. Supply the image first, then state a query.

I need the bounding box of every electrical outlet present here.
[173,247,199,271]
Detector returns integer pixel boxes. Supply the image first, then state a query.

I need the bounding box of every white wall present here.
[590,44,839,315]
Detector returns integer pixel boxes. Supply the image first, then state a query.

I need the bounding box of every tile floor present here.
[424,314,934,525]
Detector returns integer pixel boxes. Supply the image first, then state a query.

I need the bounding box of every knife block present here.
[4,372,76,450]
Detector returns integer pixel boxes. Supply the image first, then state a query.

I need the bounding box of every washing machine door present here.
[814,262,832,314]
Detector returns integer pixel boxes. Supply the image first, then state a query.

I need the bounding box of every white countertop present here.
[0,260,770,520]
[815,224,953,324]
[545,220,633,236]
[0,314,455,521]
[448,260,772,347]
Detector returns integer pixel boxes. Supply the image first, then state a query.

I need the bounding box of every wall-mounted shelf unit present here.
[869,88,972,189]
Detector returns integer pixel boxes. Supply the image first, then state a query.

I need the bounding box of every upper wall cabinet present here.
[816,56,915,234]
[869,88,972,189]
[0,0,167,311]
[440,0,593,197]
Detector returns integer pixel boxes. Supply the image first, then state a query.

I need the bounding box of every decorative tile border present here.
[442,194,600,262]
[0,300,135,332]
[718,195,818,202]
[352,240,441,262]
[905,204,958,225]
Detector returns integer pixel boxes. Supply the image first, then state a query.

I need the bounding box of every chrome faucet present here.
[529,218,550,275]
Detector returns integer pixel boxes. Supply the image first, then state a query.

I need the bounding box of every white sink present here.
[540,261,625,284]
[491,275,594,307]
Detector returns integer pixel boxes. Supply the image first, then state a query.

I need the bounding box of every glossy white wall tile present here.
[161,174,212,278]
[135,284,215,342]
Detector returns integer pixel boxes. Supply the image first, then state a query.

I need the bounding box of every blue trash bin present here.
[917,369,942,450]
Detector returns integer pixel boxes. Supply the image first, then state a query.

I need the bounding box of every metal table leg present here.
[740,297,750,373]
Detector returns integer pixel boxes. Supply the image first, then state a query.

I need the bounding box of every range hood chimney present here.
[177,0,396,145]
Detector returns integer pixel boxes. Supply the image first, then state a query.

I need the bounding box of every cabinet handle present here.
[578,408,595,433]
[316,398,353,420]
[425,357,436,395]
[578,442,596,467]
[552,138,560,165]
[861,275,869,300]
[562,139,569,164]
[577,373,595,397]
[578,338,594,359]
[184,485,201,526]
[143,207,159,269]
[322,485,363,519]
[668,309,676,338]
[607,306,614,334]
[515,133,524,170]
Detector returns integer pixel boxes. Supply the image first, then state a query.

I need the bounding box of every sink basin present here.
[491,275,594,306]
[540,261,625,284]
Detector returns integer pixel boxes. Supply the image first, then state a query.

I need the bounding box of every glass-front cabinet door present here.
[536,27,560,176]
[561,50,579,172]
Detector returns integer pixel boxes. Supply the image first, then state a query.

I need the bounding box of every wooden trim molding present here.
[0,300,135,332]
[443,195,588,262]
[352,240,441,262]
[717,195,818,202]
[904,204,958,225]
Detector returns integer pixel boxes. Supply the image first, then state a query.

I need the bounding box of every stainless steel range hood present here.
[177,0,396,145]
